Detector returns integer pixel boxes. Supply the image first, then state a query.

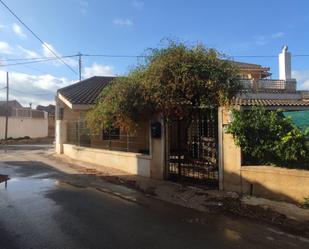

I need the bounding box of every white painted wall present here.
[279,46,292,80]
[0,116,48,139]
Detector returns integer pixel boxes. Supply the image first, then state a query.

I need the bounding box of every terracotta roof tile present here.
[233,98,309,106]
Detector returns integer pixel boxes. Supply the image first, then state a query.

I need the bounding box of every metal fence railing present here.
[240,79,297,93]
[66,120,150,155]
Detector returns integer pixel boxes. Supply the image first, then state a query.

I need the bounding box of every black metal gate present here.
[167,108,219,188]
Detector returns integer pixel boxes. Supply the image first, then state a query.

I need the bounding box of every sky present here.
[0,0,309,107]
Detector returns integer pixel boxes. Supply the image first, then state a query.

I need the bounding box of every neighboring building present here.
[0,100,23,108]
[55,47,309,202]
[36,104,55,115]
[37,104,56,137]
[0,100,48,139]
[219,46,309,203]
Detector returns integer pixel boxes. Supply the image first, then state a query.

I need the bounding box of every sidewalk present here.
[39,150,309,237]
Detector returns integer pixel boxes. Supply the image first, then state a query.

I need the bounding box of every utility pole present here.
[5,72,9,140]
[78,52,82,82]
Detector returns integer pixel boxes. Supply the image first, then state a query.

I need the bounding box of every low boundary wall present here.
[63,144,151,177]
[0,116,48,139]
[241,166,309,203]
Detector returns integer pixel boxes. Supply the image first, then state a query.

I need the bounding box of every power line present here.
[82,54,147,58]
[0,55,78,67]
[0,55,77,62]
[232,54,309,58]
[83,53,309,58]
[1,52,309,66]
[22,64,50,75]
[0,0,78,75]
[10,88,54,95]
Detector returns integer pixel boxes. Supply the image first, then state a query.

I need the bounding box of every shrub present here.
[86,40,241,132]
[227,106,309,168]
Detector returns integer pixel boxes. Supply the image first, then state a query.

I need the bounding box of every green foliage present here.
[86,40,242,132]
[227,106,309,168]
[303,197,309,209]
[86,71,151,133]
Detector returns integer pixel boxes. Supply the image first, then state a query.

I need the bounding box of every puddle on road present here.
[0,175,56,195]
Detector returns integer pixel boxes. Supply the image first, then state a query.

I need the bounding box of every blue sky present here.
[0,0,309,106]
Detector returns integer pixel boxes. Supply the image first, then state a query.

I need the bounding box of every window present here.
[102,127,120,140]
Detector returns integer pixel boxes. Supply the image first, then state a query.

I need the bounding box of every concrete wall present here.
[63,143,151,177]
[149,117,165,180]
[241,166,309,203]
[219,107,242,192]
[48,115,55,137]
[0,116,48,139]
[55,97,166,179]
[219,106,309,204]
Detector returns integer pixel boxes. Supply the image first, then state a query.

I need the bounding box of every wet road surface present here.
[0,144,308,249]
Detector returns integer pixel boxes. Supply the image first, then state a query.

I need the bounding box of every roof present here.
[231,61,269,70]
[0,100,23,108]
[233,98,309,107]
[36,104,55,114]
[58,76,115,105]
[229,60,271,78]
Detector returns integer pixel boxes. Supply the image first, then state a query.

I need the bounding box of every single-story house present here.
[55,46,309,203]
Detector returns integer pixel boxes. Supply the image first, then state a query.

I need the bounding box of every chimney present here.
[279,45,292,80]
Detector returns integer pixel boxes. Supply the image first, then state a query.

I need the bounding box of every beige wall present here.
[63,144,151,177]
[150,118,165,180]
[0,116,48,139]
[56,97,165,179]
[219,107,242,192]
[241,166,309,203]
[219,106,309,204]
[48,115,55,137]
[63,105,85,121]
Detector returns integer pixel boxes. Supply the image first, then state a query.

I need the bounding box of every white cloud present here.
[292,69,309,90]
[83,63,114,78]
[0,41,13,54]
[253,32,285,46]
[12,23,26,38]
[0,24,7,29]
[79,0,89,15]
[0,70,72,107]
[17,45,40,58]
[113,18,133,27]
[271,32,285,38]
[132,0,144,10]
[42,42,59,58]
[41,41,78,67]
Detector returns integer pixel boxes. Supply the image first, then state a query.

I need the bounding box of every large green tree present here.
[86,41,241,132]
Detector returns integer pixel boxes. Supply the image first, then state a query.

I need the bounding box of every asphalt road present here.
[0,144,308,249]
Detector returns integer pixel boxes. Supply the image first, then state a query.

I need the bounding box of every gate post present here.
[218,107,224,190]
[149,115,166,179]
[220,106,242,192]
